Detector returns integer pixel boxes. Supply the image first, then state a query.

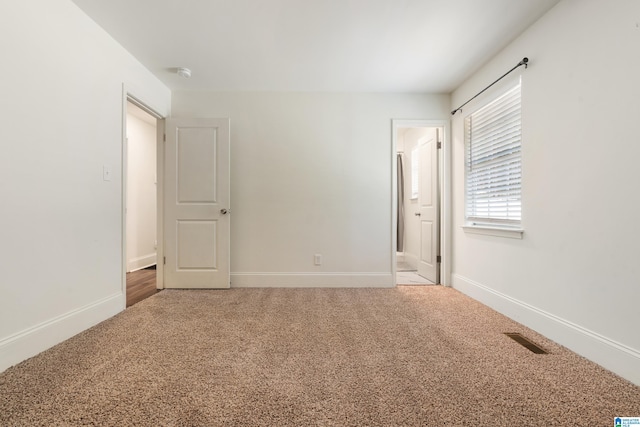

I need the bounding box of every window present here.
[465,83,522,229]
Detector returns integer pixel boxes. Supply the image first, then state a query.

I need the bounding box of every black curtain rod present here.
[451,57,529,116]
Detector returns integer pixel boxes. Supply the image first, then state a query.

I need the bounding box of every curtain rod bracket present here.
[451,57,529,116]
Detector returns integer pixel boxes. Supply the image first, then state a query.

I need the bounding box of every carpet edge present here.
[451,273,640,387]
[0,292,123,373]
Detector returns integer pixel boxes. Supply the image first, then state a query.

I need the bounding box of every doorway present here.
[393,121,445,286]
[125,100,160,306]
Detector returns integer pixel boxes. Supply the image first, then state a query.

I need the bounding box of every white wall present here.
[0,0,170,372]
[126,107,157,272]
[172,92,449,287]
[450,0,640,385]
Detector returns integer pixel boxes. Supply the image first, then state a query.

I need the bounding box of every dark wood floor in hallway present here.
[126,267,158,307]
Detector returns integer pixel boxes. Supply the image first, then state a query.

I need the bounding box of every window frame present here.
[463,79,524,239]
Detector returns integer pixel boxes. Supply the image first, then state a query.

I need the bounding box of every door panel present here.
[177,128,218,203]
[164,118,230,289]
[420,220,433,265]
[417,129,440,283]
[177,220,217,269]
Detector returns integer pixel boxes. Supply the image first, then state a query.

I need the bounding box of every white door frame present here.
[391,119,451,286]
[121,87,166,309]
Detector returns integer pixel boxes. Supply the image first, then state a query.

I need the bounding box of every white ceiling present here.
[70,0,561,93]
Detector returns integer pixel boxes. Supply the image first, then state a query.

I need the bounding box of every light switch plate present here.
[103,165,112,181]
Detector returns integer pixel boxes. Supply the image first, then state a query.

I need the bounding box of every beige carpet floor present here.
[1,286,639,426]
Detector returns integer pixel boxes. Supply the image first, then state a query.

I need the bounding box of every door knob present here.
[220,209,229,215]
[415,212,421,216]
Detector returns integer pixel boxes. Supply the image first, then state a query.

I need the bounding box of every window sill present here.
[462,224,524,239]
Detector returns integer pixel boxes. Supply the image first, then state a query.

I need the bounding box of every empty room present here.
[1,0,639,425]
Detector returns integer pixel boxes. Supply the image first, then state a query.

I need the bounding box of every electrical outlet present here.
[314,254,322,266]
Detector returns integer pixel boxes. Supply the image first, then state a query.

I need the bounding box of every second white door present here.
[163,118,230,289]
[417,129,440,283]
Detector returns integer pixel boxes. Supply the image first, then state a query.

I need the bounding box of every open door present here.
[163,118,230,289]
[417,129,440,283]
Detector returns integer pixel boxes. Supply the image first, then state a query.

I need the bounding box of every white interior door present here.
[417,129,440,283]
[164,118,230,289]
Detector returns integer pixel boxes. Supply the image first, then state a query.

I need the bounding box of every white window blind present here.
[465,83,522,225]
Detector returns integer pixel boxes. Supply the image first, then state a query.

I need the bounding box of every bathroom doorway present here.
[395,124,442,285]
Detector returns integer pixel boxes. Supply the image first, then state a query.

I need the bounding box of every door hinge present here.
[163,256,166,265]
[436,255,441,263]
[437,141,442,149]
[163,134,166,142]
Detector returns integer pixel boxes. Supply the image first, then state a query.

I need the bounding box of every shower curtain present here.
[397,153,404,252]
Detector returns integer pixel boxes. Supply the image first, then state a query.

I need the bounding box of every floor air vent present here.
[504,333,549,354]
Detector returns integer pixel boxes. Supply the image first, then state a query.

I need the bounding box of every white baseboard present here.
[231,273,394,288]
[451,273,640,387]
[127,253,157,272]
[0,293,123,373]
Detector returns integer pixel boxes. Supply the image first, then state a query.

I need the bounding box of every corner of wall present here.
[451,274,640,387]
[0,293,123,374]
